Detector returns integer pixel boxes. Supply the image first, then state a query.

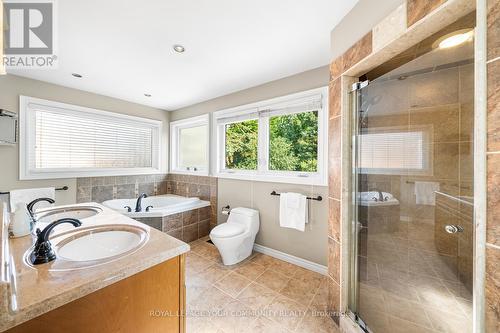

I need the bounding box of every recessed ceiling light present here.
[144,93,151,97]
[435,29,473,49]
[72,73,82,78]
[173,44,185,53]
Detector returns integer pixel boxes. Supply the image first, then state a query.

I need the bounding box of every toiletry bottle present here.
[8,203,32,238]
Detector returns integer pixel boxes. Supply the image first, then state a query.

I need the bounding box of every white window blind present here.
[20,96,162,179]
[359,130,431,174]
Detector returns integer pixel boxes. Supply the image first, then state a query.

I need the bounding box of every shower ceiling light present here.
[436,29,474,49]
[173,44,185,53]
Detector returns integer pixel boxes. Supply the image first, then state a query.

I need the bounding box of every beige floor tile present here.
[186,275,211,305]
[189,286,234,312]
[296,309,340,333]
[279,277,317,306]
[236,282,278,311]
[425,307,471,333]
[198,264,232,284]
[388,316,438,333]
[214,271,252,298]
[310,281,329,311]
[383,294,433,329]
[269,259,299,276]
[250,253,279,267]
[193,242,222,262]
[233,261,267,281]
[186,316,224,333]
[186,252,213,274]
[243,316,290,333]
[210,299,257,333]
[265,295,307,331]
[255,269,291,292]
[293,266,325,285]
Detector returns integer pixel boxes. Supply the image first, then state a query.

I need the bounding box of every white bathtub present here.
[358,191,399,207]
[103,194,210,218]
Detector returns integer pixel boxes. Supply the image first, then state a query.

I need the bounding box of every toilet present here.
[209,207,259,265]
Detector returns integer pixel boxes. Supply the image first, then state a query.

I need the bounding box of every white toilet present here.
[209,207,259,265]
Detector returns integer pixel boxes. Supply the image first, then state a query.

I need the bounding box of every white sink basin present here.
[36,206,102,224]
[54,225,148,262]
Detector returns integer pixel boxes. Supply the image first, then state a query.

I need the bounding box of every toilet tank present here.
[228,207,259,233]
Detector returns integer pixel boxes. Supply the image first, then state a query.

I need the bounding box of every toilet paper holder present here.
[221,205,231,216]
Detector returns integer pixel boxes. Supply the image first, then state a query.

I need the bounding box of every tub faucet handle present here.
[124,206,132,212]
[145,205,153,212]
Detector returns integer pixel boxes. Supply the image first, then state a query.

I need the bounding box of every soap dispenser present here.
[8,203,33,238]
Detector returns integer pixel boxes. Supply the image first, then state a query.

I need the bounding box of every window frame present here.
[169,114,210,176]
[213,87,328,186]
[19,96,163,180]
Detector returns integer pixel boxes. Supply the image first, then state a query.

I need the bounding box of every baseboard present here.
[253,243,328,276]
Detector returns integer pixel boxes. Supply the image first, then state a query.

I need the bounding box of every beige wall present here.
[0,74,169,206]
[171,66,330,265]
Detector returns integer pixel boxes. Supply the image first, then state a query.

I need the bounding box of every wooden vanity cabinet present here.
[6,255,186,333]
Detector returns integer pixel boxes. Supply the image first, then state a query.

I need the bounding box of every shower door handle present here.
[444,225,464,234]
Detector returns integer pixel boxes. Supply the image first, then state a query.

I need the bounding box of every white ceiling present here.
[8,0,358,110]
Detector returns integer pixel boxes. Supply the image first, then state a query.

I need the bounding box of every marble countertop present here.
[0,202,190,332]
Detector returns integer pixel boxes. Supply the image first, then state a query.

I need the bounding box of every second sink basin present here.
[36,206,102,224]
[55,225,149,262]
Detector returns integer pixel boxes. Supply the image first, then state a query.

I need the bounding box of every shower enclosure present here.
[348,18,475,333]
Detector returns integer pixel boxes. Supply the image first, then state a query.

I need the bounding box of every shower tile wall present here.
[486,0,500,331]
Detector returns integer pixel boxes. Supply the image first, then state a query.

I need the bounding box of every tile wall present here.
[486,0,500,331]
[76,173,218,243]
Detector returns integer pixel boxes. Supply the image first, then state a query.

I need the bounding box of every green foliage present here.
[225,120,258,170]
[269,111,318,172]
[225,111,318,172]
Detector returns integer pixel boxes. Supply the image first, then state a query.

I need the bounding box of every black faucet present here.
[29,218,82,265]
[369,188,385,202]
[135,193,148,212]
[27,197,55,222]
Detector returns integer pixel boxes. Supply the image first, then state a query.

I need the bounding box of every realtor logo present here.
[3,0,57,68]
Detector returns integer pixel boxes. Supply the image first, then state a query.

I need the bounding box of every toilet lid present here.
[210,223,245,238]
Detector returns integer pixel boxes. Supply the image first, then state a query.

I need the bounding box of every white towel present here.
[10,187,55,212]
[279,192,308,232]
[414,182,440,205]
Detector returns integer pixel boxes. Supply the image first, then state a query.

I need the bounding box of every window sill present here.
[215,171,327,186]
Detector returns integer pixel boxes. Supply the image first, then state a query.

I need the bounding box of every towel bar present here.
[0,186,69,195]
[270,190,322,201]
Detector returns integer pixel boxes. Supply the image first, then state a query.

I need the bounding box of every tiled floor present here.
[358,220,473,333]
[185,238,339,333]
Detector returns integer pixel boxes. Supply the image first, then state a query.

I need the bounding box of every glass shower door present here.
[348,40,474,332]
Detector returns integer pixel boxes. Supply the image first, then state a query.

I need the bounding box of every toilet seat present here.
[211,223,245,238]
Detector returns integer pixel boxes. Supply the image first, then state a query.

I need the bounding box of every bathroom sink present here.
[54,225,149,262]
[36,206,103,224]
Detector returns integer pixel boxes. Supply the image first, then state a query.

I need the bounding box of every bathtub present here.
[103,194,210,218]
[358,191,400,207]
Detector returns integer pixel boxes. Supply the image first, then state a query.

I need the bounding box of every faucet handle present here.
[30,218,82,265]
[124,206,132,212]
[145,205,153,212]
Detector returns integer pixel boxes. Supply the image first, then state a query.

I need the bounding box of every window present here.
[19,96,162,180]
[358,126,433,175]
[214,87,328,185]
[170,115,209,175]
